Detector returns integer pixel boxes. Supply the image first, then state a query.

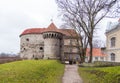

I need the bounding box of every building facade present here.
[20,23,79,60]
[106,21,120,62]
[85,48,106,62]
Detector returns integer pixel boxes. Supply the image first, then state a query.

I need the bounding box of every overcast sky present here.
[0,0,118,54]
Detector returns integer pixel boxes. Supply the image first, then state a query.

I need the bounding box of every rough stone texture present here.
[62,65,83,83]
[20,23,79,60]
[20,34,44,59]
[20,33,79,60]
[63,38,79,60]
[106,24,120,62]
[44,38,60,59]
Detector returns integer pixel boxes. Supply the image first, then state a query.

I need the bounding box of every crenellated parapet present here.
[43,32,63,39]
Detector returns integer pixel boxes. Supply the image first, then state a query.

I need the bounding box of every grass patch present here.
[79,66,120,83]
[0,60,64,83]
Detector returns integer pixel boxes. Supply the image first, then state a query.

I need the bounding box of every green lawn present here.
[79,66,120,83]
[0,60,65,83]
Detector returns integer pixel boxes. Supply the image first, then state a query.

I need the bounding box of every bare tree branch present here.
[56,0,119,63]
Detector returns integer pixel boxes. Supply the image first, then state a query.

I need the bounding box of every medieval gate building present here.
[20,23,79,61]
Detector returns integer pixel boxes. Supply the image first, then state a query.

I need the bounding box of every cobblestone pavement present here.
[62,64,83,83]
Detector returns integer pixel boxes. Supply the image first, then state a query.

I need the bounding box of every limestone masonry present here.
[20,23,79,60]
[106,21,120,62]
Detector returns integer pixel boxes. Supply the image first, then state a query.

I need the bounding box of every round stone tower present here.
[43,32,62,59]
[42,23,63,59]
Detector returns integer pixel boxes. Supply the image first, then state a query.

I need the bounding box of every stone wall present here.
[20,33,79,60]
[44,38,61,59]
[20,34,44,59]
[63,38,79,60]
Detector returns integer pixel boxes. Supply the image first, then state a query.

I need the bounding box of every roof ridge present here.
[20,23,78,37]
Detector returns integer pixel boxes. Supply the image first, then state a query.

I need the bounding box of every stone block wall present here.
[20,33,79,60]
[20,34,44,59]
[44,38,61,59]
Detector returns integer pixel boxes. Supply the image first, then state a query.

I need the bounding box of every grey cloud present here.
[0,11,40,53]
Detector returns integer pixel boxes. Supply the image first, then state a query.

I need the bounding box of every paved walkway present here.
[62,65,83,83]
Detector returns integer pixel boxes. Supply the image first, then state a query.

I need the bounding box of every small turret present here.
[42,23,63,59]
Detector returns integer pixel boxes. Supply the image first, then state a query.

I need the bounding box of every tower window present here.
[22,48,26,51]
[40,47,43,50]
[26,38,29,41]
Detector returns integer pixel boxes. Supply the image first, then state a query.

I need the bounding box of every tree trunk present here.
[88,39,93,63]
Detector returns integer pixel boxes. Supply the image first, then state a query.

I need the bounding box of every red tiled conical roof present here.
[42,23,62,33]
[48,23,57,30]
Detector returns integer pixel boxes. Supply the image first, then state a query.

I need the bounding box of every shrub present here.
[79,63,94,67]
[34,57,38,60]
[94,61,120,67]
[79,61,120,67]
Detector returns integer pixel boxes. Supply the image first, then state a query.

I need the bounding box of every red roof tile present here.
[42,23,62,33]
[59,29,77,37]
[20,23,77,37]
[48,23,57,30]
[20,28,46,36]
[86,48,106,57]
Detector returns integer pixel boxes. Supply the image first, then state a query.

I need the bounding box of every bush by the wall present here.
[94,61,120,67]
[79,62,94,67]
[79,61,120,67]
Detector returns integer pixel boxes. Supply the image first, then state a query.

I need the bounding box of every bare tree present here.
[56,0,119,63]
[93,39,105,48]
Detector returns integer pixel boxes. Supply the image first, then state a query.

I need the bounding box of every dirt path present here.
[62,65,83,83]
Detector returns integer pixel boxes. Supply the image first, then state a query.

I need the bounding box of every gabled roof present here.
[86,48,106,57]
[20,23,77,37]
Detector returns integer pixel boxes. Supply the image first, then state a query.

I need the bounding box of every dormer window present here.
[110,37,116,47]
